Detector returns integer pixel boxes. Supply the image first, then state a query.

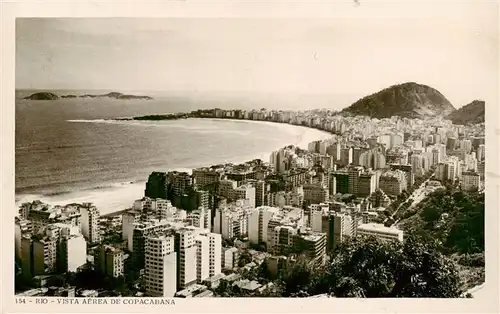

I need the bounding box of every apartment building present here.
[232,184,256,208]
[223,247,239,270]
[248,206,281,245]
[332,171,349,194]
[144,234,177,297]
[169,171,193,197]
[357,223,404,242]
[21,235,57,279]
[59,232,87,273]
[131,220,171,269]
[358,172,377,197]
[80,203,101,244]
[145,172,170,199]
[192,167,222,189]
[461,171,481,191]
[195,235,210,283]
[122,210,141,248]
[95,244,124,278]
[15,218,32,260]
[295,231,327,266]
[303,184,329,205]
[213,200,252,239]
[174,229,198,290]
[379,170,407,196]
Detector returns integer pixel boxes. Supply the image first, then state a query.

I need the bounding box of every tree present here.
[326,235,462,298]
[277,255,314,297]
[238,250,252,267]
[411,186,484,255]
[258,260,272,280]
[214,279,233,297]
[389,235,462,297]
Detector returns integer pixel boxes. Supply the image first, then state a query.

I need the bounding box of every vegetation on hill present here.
[399,186,484,255]
[214,235,463,298]
[342,82,456,119]
[397,184,485,291]
[446,100,485,125]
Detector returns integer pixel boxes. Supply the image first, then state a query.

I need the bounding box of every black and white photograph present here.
[3,0,498,312]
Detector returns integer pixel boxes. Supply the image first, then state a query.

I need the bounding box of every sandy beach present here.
[15,119,331,215]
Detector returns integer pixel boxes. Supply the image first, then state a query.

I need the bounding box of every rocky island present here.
[23,92,60,100]
[75,92,154,100]
[24,91,154,100]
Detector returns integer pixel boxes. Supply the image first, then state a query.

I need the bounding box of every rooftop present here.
[193,290,214,298]
[223,273,241,282]
[357,223,403,235]
[204,273,226,283]
[175,284,207,297]
[233,279,262,291]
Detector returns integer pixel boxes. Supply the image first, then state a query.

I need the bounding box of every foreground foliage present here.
[215,235,463,298]
[400,185,484,255]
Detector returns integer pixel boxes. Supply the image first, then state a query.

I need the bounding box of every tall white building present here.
[232,184,256,208]
[431,148,441,166]
[223,247,239,270]
[186,207,212,231]
[60,231,87,273]
[248,206,280,245]
[80,203,101,244]
[144,234,177,297]
[175,229,198,290]
[477,144,485,161]
[195,235,210,283]
[122,210,141,246]
[134,197,170,212]
[191,229,222,279]
[213,201,251,239]
[205,232,222,277]
[446,156,460,182]
[309,203,329,232]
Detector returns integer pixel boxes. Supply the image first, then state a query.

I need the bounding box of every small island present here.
[77,92,154,100]
[23,92,60,100]
[24,91,154,101]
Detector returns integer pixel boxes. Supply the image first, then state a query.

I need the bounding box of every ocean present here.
[15,90,334,214]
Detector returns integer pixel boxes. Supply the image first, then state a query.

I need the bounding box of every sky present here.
[15,2,498,109]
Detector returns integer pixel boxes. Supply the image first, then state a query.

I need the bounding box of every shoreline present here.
[16,118,331,215]
[120,112,337,137]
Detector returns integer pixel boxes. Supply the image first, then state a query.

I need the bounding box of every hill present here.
[342,82,456,119]
[23,92,60,100]
[446,100,485,125]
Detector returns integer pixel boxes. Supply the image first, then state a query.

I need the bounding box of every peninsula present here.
[117,82,483,127]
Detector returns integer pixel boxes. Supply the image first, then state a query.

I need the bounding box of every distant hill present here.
[446,100,485,125]
[341,82,456,119]
[23,92,60,100]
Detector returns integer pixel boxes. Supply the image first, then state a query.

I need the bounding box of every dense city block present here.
[15,109,485,298]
